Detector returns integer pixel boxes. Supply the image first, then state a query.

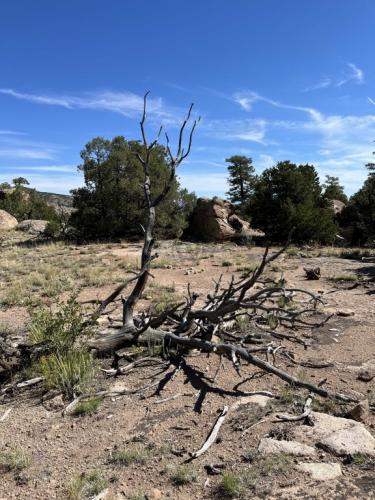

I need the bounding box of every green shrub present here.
[43,220,61,239]
[29,296,91,354]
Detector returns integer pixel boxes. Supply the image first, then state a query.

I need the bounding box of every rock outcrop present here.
[17,219,48,235]
[0,209,18,231]
[189,197,264,242]
[292,411,375,457]
[331,199,345,215]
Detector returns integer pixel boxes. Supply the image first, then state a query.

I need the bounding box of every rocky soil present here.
[0,236,374,499]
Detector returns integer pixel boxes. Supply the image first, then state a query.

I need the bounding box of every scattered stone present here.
[148,488,162,499]
[345,400,370,423]
[43,394,65,411]
[0,209,18,230]
[336,309,355,317]
[232,394,273,410]
[357,369,375,382]
[258,438,317,457]
[296,462,342,481]
[17,219,48,235]
[293,411,375,457]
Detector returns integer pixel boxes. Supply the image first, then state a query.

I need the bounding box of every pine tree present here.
[323,175,348,203]
[226,156,256,211]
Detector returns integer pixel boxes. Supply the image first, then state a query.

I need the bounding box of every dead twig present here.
[190,406,229,459]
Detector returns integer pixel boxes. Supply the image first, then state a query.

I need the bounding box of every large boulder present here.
[0,209,18,231]
[189,197,264,242]
[292,411,375,457]
[17,219,48,235]
[331,199,345,215]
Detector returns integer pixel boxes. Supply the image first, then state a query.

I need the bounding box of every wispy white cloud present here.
[0,130,26,136]
[368,97,375,106]
[336,62,364,87]
[303,78,332,92]
[202,117,267,143]
[0,133,60,160]
[0,172,82,194]
[0,88,187,126]
[304,62,364,92]
[0,148,56,160]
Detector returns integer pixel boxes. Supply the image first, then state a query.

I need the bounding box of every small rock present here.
[258,438,317,457]
[43,394,65,411]
[336,309,355,317]
[346,400,370,423]
[149,488,162,499]
[357,370,375,382]
[232,394,272,410]
[296,462,342,481]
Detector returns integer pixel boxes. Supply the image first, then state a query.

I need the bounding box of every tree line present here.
[1,136,375,246]
[226,151,375,246]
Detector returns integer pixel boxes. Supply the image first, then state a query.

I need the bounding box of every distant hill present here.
[35,190,74,213]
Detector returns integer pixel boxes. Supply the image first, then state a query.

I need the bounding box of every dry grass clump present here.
[110,444,156,466]
[0,449,31,472]
[66,469,108,500]
[144,282,183,314]
[170,464,197,485]
[72,396,102,416]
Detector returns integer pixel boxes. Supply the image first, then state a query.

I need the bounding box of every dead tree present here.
[89,94,358,404]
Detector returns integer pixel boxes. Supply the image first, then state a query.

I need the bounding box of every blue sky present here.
[1,0,375,197]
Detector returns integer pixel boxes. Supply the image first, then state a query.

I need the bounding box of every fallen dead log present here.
[90,326,358,403]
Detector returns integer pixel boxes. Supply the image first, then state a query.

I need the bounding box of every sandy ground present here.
[0,240,374,499]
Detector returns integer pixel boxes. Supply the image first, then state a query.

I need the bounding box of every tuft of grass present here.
[286,246,300,257]
[217,471,243,498]
[72,396,102,416]
[66,469,108,500]
[37,350,95,400]
[258,453,292,476]
[351,453,375,467]
[236,261,258,273]
[110,445,154,466]
[170,464,197,485]
[145,282,182,315]
[0,449,31,472]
